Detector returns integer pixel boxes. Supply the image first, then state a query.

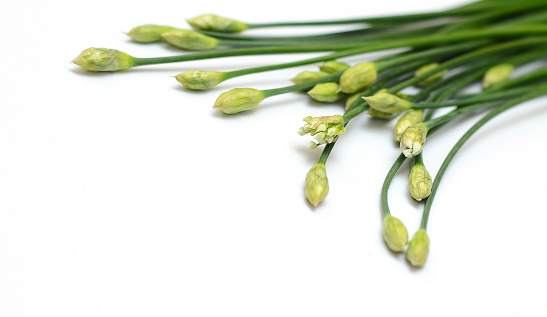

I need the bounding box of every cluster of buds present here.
[400,122,428,158]
[298,115,346,149]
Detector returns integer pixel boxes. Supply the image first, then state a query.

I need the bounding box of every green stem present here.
[261,72,343,97]
[421,89,547,229]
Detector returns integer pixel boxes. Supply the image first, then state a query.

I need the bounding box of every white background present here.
[1,0,547,316]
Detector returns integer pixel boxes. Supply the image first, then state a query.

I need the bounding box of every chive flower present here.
[305,163,329,206]
[72,48,135,72]
[406,229,430,267]
[161,29,220,50]
[213,88,266,114]
[298,115,346,148]
[175,70,228,90]
[307,83,345,103]
[382,215,409,252]
[187,14,248,33]
[400,122,428,158]
[408,161,433,201]
[394,110,423,142]
[127,24,176,43]
[364,92,412,113]
[339,62,378,93]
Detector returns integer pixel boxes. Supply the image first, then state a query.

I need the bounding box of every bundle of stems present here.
[72,0,547,267]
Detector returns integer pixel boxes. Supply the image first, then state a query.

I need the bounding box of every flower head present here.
[213,88,266,114]
[339,62,378,93]
[415,63,446,87]
[364,92,412,114]
[127,24,176,43]
[161,29,220,50]
[408,162,432,201]
[382,215,409,252]
[406,229,430,267]
[298,115,346,148]
[307,83,345,103]
[483,63,514,88]
[319,60,350,74]
[400,122,428,158]
[175,70,227,90]
[290,71,329,86]
[72,48,135,72]
[187,14,248,33]
[394,109,423,142]
[305,163,329,206]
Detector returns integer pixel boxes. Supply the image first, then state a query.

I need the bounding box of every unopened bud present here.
[408,163,432,201]
[406,229,430,267]
[382,215,409,252]
[339,62,378,93]
[307,83,345,103]
[319,60,350,74]
[72,48,135,72]
[394,110,423,142]
[290,71,329,85]
[400,122,428,158]
[415,63,446,87]
[175,70,227,90]
[483,63,514,89]
[213,88,266,114]
[305,163,329,206]
[127,24,176,43]
[364,92,412,113]
[187,14,248,33]
[161,29,220,50]
[368,108,398,120]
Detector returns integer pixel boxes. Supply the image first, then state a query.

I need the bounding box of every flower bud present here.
[483,63,514,88]
[339,62,378,93]
[363,92,412,113]
[161,29,220,50]
[382,215,409,252]
[400,122,428,158]
[298,115,346,147]
[406,229,430,267]
[213,88,266,114]
[72,48,135,72]
[394,110,423,142]
[305,163,329,206]
[187,14,248,33]
[345,92,362,110]
[127,24,176,43]
[408,163,432,201]
[290,71,329,85]
[175,70,227,90]
[415,63,446,87]
[307,83,345,103]
[319,60,350,74]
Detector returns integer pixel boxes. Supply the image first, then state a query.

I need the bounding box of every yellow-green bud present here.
[213,88,266,114]
[187,14,248,33]
[319,60,350,74]
[290,71,329,85]
[400,122,428,158]
[72,47,135,72]
[307,83,345,103]
[298,115,346,147]
[394,109,423,142]
[175,70,227,91]
[408,163,432,201]
[368,108,398,120]
[415,63,446,87]
[483,63,514,89]
[363,92,412,114]
[382,215,409,252]
[304,163,329,207]
[339,62,378,93]
[161,29,220,50]
[127,24,176,43]
[406,229,430,267]
[345,92,362,110]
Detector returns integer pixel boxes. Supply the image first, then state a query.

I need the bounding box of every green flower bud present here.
[307,83,345,103]
[298,115,346,147]
[408,162,432,201]
[394,109,423,142]
[127,24,176,43]
[483,63,514,88]
[161,29,220,50]
[400,122,428,158]
[339,62,378,93]
[406,229,430,267]
[363,92,412,114]
[175,70,228,90]
[368,108,398,120]
[304,163,329,207]
[415,63,446,87]
[382,215,409,252]
[345,92,362,110]
[319,60,350,74]
[187,14,248,33]
[213,88,266,114]
[290,71,329,85]
[72,47,135,72]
